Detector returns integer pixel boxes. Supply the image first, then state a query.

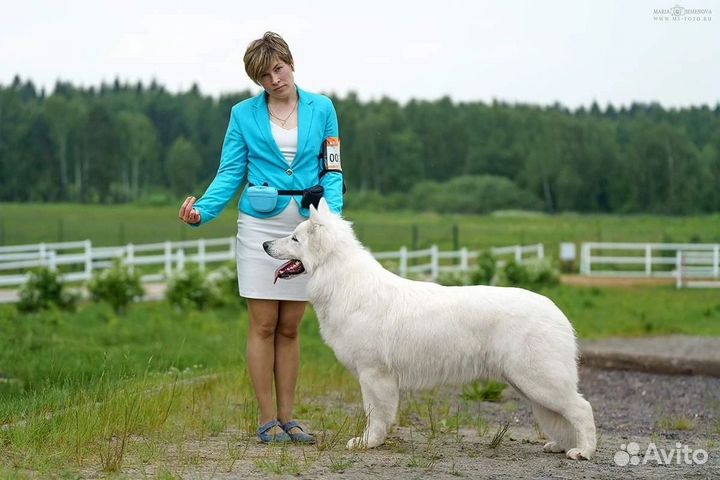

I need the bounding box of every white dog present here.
[263,199,596,460]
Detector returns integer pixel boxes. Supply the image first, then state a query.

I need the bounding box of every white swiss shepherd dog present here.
[263,198,596,460]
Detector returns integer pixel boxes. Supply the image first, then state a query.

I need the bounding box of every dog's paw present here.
[543,441,565,453]
[566,447,593,460]
[347,435,385,449]
[346,437,366,450]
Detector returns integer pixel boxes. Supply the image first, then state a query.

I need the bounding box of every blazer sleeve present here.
[320,99,344,214]
[192,107,248,226]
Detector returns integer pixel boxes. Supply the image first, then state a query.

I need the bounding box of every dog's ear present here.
[308,203,324,225]
[317,197,331,217]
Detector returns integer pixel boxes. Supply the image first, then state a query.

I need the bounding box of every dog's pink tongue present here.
[273,260,305,284]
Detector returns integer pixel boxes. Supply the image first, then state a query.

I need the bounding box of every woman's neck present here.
[267,89,298,108]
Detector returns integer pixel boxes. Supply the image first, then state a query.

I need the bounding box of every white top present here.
[270,122,298,165]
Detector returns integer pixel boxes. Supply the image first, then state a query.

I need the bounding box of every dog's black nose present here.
[262,241,270,253]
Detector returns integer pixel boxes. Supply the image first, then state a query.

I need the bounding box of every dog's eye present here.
[291,235,299,242]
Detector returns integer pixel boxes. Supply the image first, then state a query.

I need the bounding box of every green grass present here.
[0,300,348,424]
[461,380,507,402]
[0,300,357,474]
[1,203,719,256]
[543,284,720,338]
[656,415,696,432]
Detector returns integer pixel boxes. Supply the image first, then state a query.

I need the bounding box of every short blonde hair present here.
[244,32,294,85]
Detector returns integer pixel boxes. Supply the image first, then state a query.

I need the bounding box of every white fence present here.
[580,242,720,288]
[0,238,236,287]
[373,243,544,279]
[373,243,545,280]
[0,239,544,288]
[676,249,720,288]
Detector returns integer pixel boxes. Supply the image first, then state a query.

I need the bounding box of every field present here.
[1,281,719,476]
[2,203,719,256]
[1,203,719,477]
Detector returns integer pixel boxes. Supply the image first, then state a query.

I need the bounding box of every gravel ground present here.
[90,366,720,479]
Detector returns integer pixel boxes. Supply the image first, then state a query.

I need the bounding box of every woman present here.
[178,32,344,443]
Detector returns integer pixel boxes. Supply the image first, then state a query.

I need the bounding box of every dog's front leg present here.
[347,368,399,449]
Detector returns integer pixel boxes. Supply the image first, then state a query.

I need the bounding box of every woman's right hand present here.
[178,196,201,225]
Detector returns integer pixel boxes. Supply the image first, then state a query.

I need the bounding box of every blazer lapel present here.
[296,86,314,164]
[252,93,286,165]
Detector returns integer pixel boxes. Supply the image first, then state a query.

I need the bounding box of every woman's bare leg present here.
[246,299,281,431]
[274,300,306,429]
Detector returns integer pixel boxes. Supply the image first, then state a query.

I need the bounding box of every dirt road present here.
[99,366,720,479]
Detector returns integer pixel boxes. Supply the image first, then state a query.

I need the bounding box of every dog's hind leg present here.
[559,393,596,460]
[347,368,399,449]
[531,402,575,453]
[506,372,596,460]
[505,377,575,454]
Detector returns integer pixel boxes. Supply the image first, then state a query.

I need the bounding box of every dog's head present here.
[263,198,357,282]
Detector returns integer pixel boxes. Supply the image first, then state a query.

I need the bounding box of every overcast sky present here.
[1,0,718,108]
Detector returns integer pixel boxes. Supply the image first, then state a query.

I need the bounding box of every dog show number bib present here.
[323,137,342,172]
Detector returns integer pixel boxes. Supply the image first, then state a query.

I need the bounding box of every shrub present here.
[523,258,560,288]
[499,258,560,289]
[207,264,245,308]
[343,190,388,211]
[471,251,497,285]
[409,180,443,212]
[436,272,472,286]
[166,267,226,310]
[343,190,410,211]
[18,267,77,313]
[502,260,529,286]
[414,175,542,214]
[87,260,144,314]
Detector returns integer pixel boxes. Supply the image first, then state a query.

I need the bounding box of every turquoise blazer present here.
[193,85,343,225]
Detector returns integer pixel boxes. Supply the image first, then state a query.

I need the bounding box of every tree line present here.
[1,75,719,214]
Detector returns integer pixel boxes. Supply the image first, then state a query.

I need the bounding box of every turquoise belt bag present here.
[247,185,278,212]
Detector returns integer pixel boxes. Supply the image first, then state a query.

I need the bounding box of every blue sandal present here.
[282,420,316,444]
[257,419,291,443]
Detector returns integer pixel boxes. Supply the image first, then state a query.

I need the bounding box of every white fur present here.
[263,199,596,459]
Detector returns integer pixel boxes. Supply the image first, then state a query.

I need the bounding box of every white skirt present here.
[236,201,309,301]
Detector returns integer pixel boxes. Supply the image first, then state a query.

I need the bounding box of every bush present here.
[166,267,226,310]
[87,260,144,314]
[343,190,410,211]
[409,180,443,212]
[436,272,472,286]
[471,251,497,285]
[413,175,542,214]
[499,258,560,289]
[18,268,77,313]
[207,264,245,308]
[502,260,529,286]
[523,258,561,287]
[343,190,387,211]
